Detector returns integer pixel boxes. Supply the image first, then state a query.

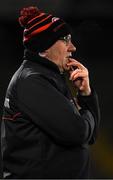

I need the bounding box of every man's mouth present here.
[63,55,72,70]
[66,53,72,60]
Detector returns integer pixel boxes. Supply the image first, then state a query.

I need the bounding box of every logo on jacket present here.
[4,98,10,108]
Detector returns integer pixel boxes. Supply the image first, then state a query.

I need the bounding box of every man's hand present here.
[67,58,91,96]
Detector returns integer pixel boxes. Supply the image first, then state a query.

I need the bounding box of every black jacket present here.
[1,50,100,179]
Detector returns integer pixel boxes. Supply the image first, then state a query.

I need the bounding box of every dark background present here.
[0,0,113,178]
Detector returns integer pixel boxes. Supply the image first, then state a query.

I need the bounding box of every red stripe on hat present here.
[27,14,52,31]
[24,21,53,42]
[28,12,45,24]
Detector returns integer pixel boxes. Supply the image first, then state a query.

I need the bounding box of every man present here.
[1,6,100,179]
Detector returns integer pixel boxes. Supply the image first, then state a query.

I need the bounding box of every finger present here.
[68,58,79,63]
[73,79,82,86]
[67,60,86,70]
[70,69,87,80]
[70,69,82,80]
[72,72,87,81]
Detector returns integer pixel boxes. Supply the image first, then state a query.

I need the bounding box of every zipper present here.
[60,71,78,108]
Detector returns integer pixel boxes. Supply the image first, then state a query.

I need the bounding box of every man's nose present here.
[68,42,76,52]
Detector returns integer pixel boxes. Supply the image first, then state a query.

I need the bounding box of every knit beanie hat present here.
[19,6,71,53]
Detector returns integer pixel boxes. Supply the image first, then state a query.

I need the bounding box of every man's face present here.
[45,34,76,72]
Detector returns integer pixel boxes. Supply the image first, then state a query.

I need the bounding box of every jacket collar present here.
[23,49,61,74]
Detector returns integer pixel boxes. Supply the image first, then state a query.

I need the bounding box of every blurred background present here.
[0,0,113,178]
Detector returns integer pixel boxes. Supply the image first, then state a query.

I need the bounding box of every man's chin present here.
[63,64,70,71]
[63,59,70,70]
[60,66,70,73]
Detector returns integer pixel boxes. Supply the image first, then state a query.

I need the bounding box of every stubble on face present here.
[44,39,75,72]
